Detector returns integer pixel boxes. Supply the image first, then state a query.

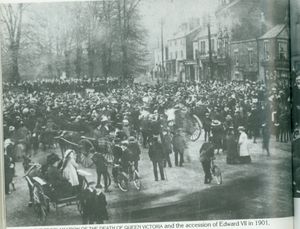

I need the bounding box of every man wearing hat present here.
[211,120,223,154]
[81,184,109,224]
[92,145,111,192]
[161,128,173,168]
[172,128,186,167]
[199,137,214,184]
[203,113,212,142]
[225,127,238,164]
[148,136,165,181]
[128,136,141,171]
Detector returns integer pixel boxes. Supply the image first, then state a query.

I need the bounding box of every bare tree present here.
[0,3,25,83]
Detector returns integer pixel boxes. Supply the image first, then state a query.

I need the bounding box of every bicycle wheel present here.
[133,170,141,191]
[189,115,202,141]
[212,165,222,185]
[117,173,128,192]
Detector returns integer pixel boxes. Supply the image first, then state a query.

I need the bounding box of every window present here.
[194,48,198,59]
[170,52,172,59]
[248,49,254,65]
[175,51,178,59]
[278,42,288,60]
[181,50,184,58]
[200,41,206,54]
[264,41,270,60]
[175,40,177,46]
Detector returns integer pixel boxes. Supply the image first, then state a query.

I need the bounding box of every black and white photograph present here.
[0,0,294,227]
[291,0,300,200]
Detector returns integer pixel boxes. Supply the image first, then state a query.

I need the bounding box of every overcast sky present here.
[138,0,218,48]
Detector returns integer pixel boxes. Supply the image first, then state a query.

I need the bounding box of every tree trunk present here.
[75,45,82,78]
[64,50,71,78]
[87,42,94,80]
[10,43,20,84]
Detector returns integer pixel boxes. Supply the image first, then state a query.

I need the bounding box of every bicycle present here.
[113,161,141,192]
[210,158,222,185]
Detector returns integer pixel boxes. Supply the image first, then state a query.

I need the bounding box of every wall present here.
[230,39,258,80]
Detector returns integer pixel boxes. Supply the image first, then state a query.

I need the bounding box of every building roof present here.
[192,26,218,41]
[259,24,286,39]
[169,26,201,41]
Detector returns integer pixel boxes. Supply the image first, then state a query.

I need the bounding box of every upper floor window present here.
[278,41,288,60]
[181,50,184,58]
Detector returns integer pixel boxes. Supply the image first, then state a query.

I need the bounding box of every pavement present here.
[5,134,293,226]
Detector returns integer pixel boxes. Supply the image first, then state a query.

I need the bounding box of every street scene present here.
[1,0,294,227]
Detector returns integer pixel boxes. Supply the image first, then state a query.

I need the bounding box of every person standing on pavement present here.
[148,136,165,181]
[128,136,141,171]
[4,147,15,195]
[238,126,251,164]
[92,145,111,192]
[199,137,214,184]
[262,123,271,156]
[203,113,212,142]
[81,184,108,224]
[161,129,173,168]
[225,127,238,164]
[172,128,186,167]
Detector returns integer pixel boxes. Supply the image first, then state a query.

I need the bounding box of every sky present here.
[138,0,218,48]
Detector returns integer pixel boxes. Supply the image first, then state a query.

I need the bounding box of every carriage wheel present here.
[32,183,49,224]
[78,139,95,168]
[189,115,202,141]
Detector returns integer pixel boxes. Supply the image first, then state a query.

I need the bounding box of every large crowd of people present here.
[3,77,292,223]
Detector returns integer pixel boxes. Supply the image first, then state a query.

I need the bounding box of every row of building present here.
[153,0,290,83]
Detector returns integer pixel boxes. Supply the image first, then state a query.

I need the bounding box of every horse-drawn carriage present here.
[165,104,203,141]
[24,162,91,224]
[55,132,114,168]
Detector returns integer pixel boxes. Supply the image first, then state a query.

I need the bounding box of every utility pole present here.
[161,18,165,94]
[208,23,213,80]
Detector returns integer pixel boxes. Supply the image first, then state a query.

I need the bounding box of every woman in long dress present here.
[62,149,79,189]
[238,126,251,164]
